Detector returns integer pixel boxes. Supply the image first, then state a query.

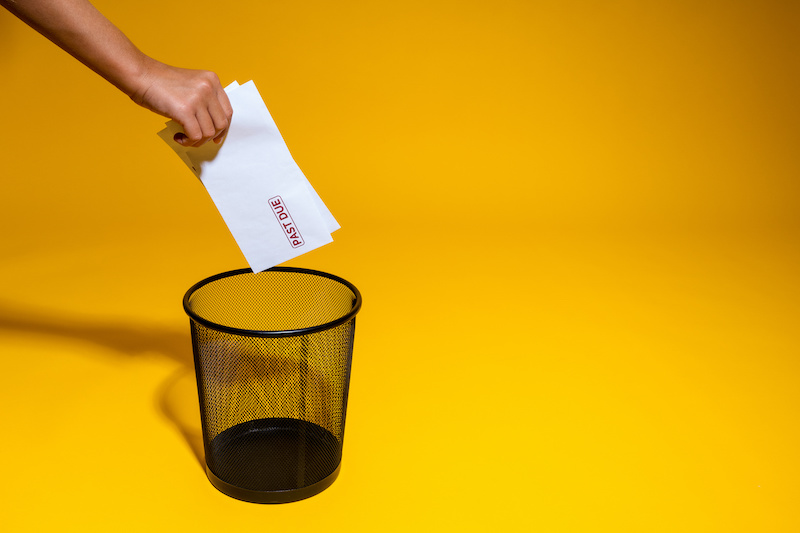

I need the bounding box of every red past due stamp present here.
[269,196,305,248]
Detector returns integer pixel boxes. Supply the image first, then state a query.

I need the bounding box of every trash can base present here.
[204,417,342,504]
[206,461,340,504]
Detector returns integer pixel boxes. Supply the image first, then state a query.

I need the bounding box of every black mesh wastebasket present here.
[183,267,361,503]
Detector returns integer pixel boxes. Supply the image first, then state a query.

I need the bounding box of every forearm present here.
[3,0,233,146]
[1,0,153,99]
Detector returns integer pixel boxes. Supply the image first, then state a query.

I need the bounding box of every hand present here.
[131,61,233,147]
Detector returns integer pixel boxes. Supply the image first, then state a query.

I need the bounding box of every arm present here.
[1,0,232,146]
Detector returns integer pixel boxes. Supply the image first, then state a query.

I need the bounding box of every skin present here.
[1,0,233,146]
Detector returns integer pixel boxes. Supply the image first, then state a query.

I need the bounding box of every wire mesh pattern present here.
[184,268,360,501]
[186,269,359,334]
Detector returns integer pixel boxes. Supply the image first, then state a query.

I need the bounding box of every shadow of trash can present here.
[183,267,362,503]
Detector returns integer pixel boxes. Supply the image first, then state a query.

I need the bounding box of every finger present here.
[194,109,217,147]
[212,129,227,144]
[218,87,234,121]
[176,116,203,146]
[207,99,231,141]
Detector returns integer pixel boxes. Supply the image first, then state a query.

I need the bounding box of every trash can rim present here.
[183,267,362,338]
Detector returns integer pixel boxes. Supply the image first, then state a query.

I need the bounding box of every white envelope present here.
[158,80,338,272]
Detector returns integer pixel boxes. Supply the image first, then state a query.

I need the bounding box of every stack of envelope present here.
[158,80,339,272]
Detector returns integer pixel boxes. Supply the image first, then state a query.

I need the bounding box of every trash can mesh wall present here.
[184,269,359,496]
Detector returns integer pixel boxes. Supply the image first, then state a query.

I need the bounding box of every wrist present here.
[116,52,161,105]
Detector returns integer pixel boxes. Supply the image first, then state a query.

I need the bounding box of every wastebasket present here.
[183,267,362,503]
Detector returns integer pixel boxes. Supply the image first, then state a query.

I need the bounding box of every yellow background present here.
[1,0,798,530]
